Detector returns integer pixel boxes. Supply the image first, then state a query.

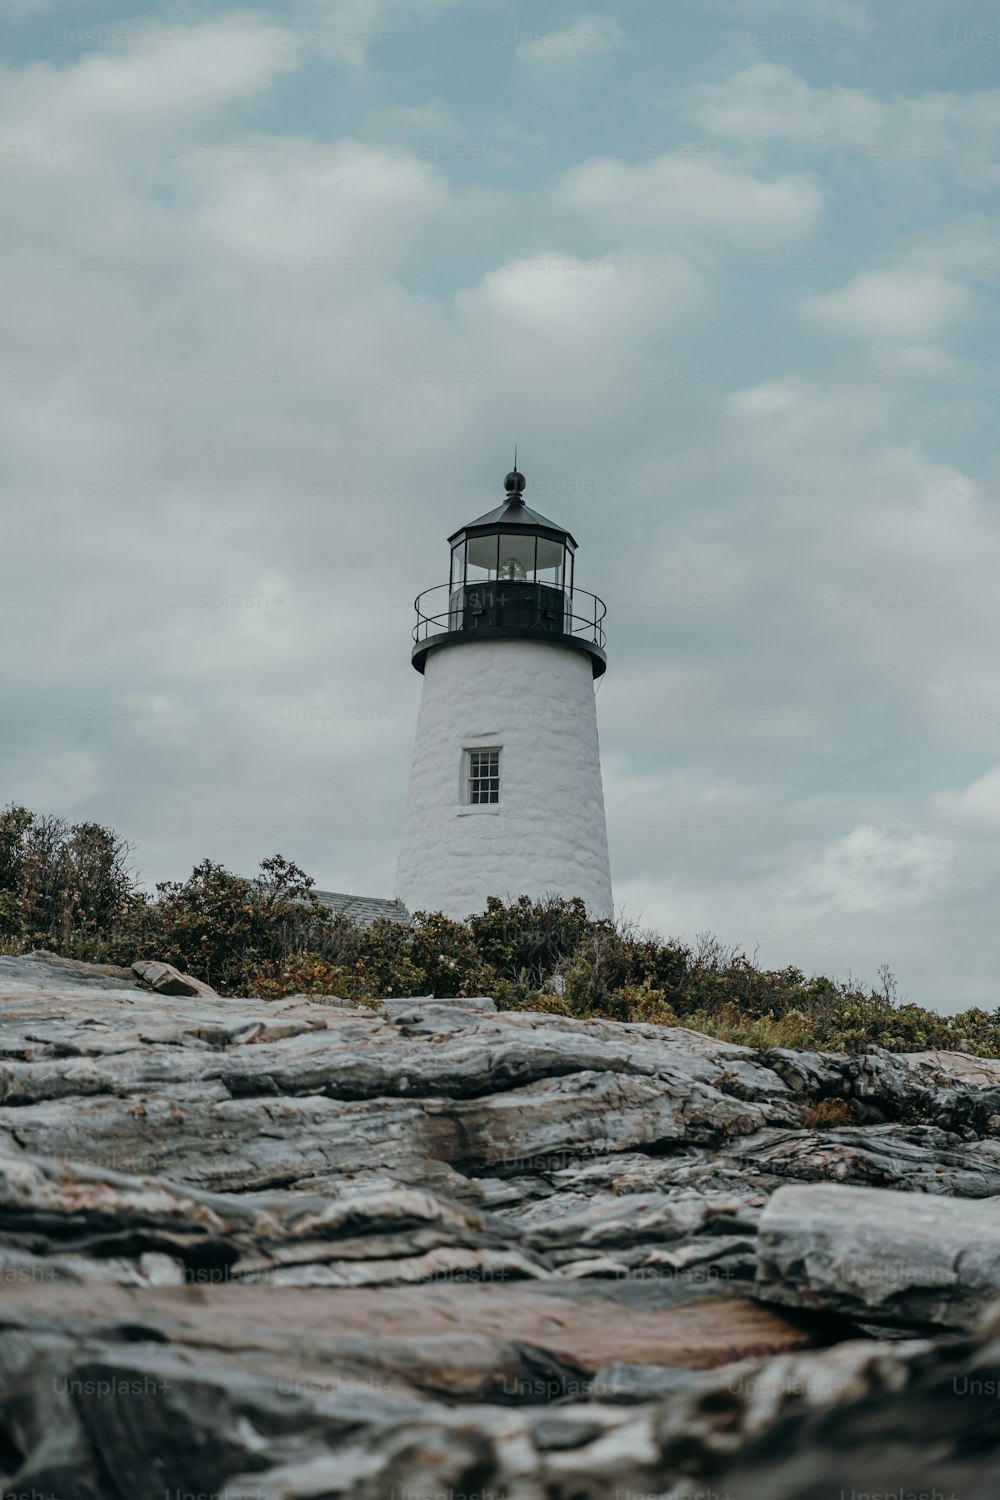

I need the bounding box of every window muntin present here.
[450,541,466,587]
[467,747,500,804]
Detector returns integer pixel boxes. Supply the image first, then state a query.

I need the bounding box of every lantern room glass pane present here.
[466,533,499,581]
[450,541,466,587]
[534,537,565,587]
[497,533,536,583]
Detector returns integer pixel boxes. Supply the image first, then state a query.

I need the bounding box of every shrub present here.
[0,804,136,953]
[4,806,999,1058]
[241,952,356,1001]
[468,893,593,995]
[612,977,677,1027]
[105,854,337,994]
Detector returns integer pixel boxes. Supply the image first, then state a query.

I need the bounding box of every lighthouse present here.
[394,466,613,922]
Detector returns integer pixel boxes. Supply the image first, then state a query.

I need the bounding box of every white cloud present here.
[801,270,973,341]
[903,215,1000,278]
[728,380,804,419]
[555,151,822,248]
[289,0,462,65]
[792,824,955,913]
[0,18,301,150]
[932,766,1000,832]
[459,250,701,342]
[685,64,1000,186]
[450,248,708,416]
[687,64,883,145]
[515,14,628,70]
[187,139,449,261]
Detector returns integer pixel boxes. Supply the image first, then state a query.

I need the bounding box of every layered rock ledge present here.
[0,953,997,1497]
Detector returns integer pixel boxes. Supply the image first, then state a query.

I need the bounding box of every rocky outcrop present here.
[0,953,997,1495]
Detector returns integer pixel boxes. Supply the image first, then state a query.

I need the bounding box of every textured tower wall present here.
[395,638,613,922]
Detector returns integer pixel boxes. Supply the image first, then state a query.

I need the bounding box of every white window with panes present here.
[465,747,501,805]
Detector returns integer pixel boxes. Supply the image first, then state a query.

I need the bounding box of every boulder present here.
[904,1047,1000,1088]
[131,959,219,997]
[755,1181,1000,1329]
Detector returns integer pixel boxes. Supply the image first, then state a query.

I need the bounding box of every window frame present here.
[463,745,502,807]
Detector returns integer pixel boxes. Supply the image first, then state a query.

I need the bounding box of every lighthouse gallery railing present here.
[413,581,606,651]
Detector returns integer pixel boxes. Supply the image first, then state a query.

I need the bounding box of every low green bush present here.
[3,803,998,1057]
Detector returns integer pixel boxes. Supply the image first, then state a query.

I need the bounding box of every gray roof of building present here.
[313,890,413,928]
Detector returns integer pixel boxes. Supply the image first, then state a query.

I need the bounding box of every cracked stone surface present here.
[0,953,997,1496]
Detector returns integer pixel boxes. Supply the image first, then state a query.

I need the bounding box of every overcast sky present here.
[3,0,1000,1011]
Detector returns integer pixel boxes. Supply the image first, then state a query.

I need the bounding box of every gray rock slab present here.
[755,1181,1000,1329]
[723,1123,1000,1197]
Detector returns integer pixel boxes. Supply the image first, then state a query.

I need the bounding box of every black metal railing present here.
[413,581,606,650]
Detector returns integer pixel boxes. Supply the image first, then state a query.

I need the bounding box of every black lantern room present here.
[411,469,607,677]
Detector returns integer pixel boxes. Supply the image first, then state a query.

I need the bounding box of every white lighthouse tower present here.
[395,466,613,922]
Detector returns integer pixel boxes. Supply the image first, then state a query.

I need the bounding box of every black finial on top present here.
[504,448,526,500]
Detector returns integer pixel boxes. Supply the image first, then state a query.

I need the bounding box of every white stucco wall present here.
[395,638,613,921]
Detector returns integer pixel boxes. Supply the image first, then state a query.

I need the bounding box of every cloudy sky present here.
[3,0,1000,1011]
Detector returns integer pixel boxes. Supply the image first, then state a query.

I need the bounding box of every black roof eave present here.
[448,501,577,549]
[450,519,577,549]
[448,497,575,546]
